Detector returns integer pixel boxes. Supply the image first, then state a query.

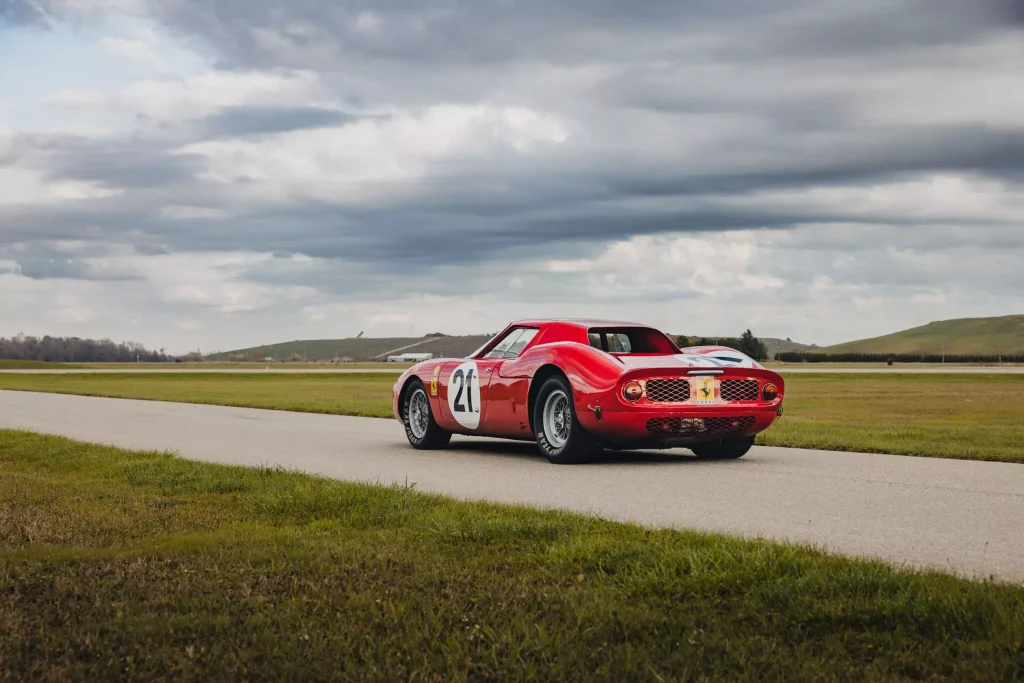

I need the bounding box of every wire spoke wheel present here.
[542,389,571,449]
[408,388,430,439]
[533,375,599,464]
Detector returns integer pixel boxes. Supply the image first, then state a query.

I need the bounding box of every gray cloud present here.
[15,257,142,281]
[0,0,50,26]
[2,0,1023,350]
[5,117,1023,271]
[45,146,206,189]
[147,0,1018,70]
[199,106,362,137]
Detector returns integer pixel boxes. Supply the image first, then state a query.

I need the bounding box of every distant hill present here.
[761,337,818,358]
[210,331,814,362]
[207,335,493,362]
[817,315,1024,355]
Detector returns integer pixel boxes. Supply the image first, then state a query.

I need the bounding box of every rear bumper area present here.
[579,405,780,448]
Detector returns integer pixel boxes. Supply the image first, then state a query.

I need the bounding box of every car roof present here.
[472,318,677,358]
[508,319,650,329]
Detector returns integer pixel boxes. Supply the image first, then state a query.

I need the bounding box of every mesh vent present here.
[644,379,690,403]
[720,379,759,402]
[646,416,756,437]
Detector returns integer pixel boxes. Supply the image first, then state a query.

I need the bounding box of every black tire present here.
[402,380,452,450]
[533,375,602,464]
[690,436,755,460]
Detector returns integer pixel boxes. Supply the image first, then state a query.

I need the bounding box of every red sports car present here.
[392,319,784,464]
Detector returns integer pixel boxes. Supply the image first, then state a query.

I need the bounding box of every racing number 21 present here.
[452,368,475,413]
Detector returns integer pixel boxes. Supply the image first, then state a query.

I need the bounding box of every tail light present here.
[622,382,644,402]
[762,382,779,401]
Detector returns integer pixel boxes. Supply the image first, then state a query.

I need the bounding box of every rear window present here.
[587,327,677,354]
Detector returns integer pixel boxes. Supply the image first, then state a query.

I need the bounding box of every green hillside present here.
[207,335,492,362]
[819,315,1024,355]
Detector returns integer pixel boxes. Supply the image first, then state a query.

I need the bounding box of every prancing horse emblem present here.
[700,384,712,399]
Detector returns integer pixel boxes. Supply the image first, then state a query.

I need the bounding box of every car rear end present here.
[579,366,784,449]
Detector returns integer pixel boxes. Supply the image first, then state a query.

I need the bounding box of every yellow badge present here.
[431,366,440,396]
[694,377,716,405]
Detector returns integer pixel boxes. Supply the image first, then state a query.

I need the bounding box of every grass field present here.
[759,373,1024,462]
[2,430,1022,680]
[2,371,1023,462]
[0,372,396,418]
[0,360,85,370]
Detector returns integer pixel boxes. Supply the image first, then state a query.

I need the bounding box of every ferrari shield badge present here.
[431,366,440,397]
[694,377,716,405]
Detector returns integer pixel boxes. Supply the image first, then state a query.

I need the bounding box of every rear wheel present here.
[403,381,451,449]
[690,436,755,460]
[533,376,601,464]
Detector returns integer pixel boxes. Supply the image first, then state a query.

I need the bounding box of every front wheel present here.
[403,381,452,449]
[690,436,755,460]
[533,376,602,464]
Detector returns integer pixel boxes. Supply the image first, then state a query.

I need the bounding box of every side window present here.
[607,333,632,353]
[483,329,525,359]
[505,328,538,357]
[589,329,634,353]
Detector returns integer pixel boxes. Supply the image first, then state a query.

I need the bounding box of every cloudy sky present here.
[1,0,1022,353]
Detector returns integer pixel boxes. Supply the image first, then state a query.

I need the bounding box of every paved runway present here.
[2,390,1022,583]
[1,366,1023,375]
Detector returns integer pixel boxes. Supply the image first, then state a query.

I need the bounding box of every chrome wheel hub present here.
[542,389,571,449]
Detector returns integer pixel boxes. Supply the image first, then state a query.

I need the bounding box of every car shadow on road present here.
[444,439,704,466]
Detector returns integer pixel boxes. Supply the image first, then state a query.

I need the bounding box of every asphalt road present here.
[2,366,1024,374]
[2,390,1023,583]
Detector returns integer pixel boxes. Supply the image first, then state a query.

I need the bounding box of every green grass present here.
[819,314,1024,355]
[759,373,1024,463]
[0,372,396,418]
[0,360,85,369]
[3,371,1024,463]
[2,430,1023,680]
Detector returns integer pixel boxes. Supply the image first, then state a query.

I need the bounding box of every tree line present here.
[775,352,1024,364]
[0,334,171,363]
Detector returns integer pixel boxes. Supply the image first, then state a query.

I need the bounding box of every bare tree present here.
[0,335,172,363]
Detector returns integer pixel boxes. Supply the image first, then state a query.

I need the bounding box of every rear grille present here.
[645,379,690,403]
[646,416,756,438]
[720,379,759,402]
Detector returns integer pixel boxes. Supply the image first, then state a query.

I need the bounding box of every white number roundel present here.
[447,361,481,429]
